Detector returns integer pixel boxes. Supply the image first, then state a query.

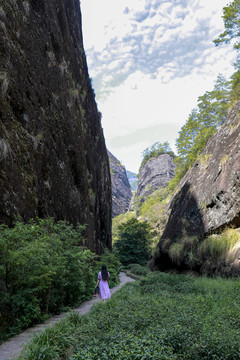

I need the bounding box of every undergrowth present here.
[19,272,240,360]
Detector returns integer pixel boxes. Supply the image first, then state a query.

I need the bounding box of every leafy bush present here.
[19,272,240,360]
[112,212,135,244]
[113,217,154,266]
[0,218,96,341]
[128,263,151,276]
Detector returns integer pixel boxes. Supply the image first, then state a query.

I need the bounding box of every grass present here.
[19,272,240,360]
[198,228,240,274]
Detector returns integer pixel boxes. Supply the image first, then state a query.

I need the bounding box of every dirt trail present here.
[0,272,135,360]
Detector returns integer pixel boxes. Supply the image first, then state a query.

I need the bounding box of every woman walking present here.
[96,264,111,302]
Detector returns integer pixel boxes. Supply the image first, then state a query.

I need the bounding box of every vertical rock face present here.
[108,151,132,217]
[150,101,240,272]
[137,154,176,200]
[0,0,112,253]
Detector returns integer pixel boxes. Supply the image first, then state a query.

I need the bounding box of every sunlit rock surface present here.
[108,151,132,217]
[0,0,112,253]
[137,154,176,200]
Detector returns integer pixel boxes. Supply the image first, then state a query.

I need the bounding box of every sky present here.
[80,0,236,173]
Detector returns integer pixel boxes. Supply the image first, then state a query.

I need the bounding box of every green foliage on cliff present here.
[174,74,231,183]
[0,219,120,342]
[214,0,240,101]
[19,273,240,360]
[113,217,154,266]
[214,0,240,50]
[140,141,175,170]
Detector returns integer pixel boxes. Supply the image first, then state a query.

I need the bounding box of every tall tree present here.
[176,75,231,170]
[214,0,240,50]
[214,0,240,100]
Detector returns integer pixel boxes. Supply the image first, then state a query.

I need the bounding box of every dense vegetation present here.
[113,217,154,266]
[19,272,240,360]
[0,218,120,342]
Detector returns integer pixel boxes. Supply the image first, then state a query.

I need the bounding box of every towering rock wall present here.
[108,151,132,217]
[0,0,112,253]
[150,101,240,272]
[137,154,176,200]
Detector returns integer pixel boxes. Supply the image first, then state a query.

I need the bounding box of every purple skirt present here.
[98,271,111,300]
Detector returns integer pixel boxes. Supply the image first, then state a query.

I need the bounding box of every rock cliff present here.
[0,0,111,253]
[150,101,240,273]
[108,151,132,217]
[137,154,176,200]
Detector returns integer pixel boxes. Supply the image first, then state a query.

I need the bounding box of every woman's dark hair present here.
[101,264,108,281]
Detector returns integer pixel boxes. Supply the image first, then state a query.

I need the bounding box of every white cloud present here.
[81,0,236,172]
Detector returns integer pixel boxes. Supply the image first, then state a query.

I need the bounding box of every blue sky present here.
[81,0,236,173]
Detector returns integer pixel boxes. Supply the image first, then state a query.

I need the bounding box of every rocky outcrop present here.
[150,101,240,273]
[108,151,132,217]
[137,154,176,200]
[0,0,111,253]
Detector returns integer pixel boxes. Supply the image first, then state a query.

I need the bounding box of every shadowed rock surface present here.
[0,0,111,253]
[150,101,240,273]
[108,151,132,217]
[137,153,176,200]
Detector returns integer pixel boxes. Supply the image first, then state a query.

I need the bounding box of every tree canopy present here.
[113,217,153,266]
[214,0,240,50]
[140,141,175,170]
[214,0,240,101]
[175,74,231,171]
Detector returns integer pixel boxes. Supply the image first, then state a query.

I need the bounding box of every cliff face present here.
[137,154,176,200]
[108,151,132,217]
[0,0,111,253]
[150,101,240,273]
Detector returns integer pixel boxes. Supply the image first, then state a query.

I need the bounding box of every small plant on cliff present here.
[198,228,240,273]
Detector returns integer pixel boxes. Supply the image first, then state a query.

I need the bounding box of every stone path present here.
[0,272,135,360]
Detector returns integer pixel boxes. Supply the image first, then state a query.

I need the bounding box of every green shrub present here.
[113,217,154,266]
[128,263,151,276]
[112,212,135,244]
[0,218,96,341]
